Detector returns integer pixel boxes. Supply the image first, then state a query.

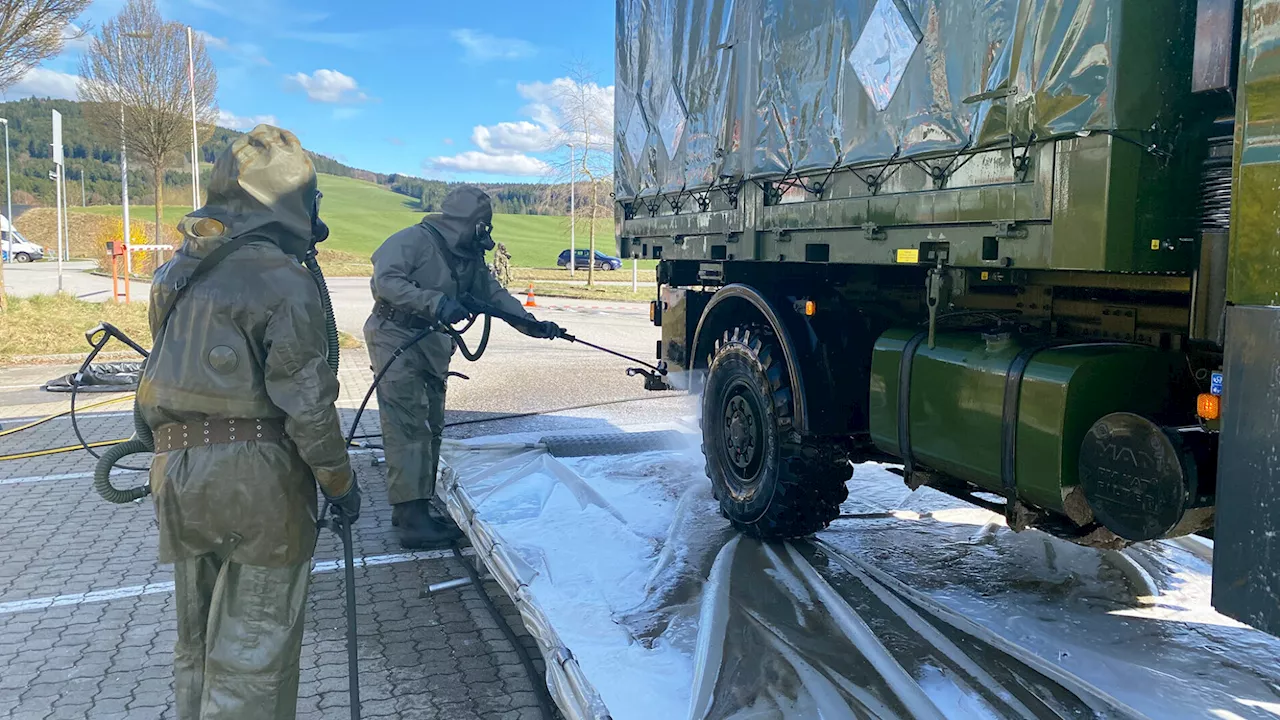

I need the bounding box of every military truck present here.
[615,0,1280,636]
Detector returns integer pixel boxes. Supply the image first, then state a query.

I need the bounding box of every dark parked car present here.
[557,249,622,270]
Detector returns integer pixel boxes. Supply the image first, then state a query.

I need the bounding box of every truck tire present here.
[701,324,851,538]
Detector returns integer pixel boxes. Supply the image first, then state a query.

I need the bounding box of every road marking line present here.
[0,548,469,615]
[0,470,141,486]
[2,450,372,485]
[0,411,134,423]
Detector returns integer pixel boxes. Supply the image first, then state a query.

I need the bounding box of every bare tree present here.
[0,0,91,310]
[541,63,613,287]
[0,0,90,90]
[79,0,216,271]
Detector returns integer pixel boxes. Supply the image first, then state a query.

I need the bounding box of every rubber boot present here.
[393,500,462,549]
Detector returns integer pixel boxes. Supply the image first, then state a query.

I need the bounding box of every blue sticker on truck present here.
[1211,371,1224,396]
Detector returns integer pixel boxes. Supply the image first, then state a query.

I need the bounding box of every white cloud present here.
[217,109,279,130]
[196,30,229,50]
[197,29,270,66]
[428,151,550,177]
[516,78,615,147]
[450,29,536,62]
[284,69,367,103]
[425,75,615,179]
[61,23,90,51]
[8,68,81,100]
[472,121,555,154]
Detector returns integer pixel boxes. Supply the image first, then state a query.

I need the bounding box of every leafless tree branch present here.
[0,0,91,91]
[539,62,614,285]
[78,0,217,268]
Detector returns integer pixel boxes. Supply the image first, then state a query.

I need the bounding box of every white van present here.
[0,214,43,263]
[1,229,43,263]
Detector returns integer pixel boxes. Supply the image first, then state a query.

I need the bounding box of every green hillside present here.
[72,173,620,268]
[0,98,564,215]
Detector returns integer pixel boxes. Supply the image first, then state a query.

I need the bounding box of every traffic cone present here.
[524,283,537,307]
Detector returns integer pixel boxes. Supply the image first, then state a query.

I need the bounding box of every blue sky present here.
[5,0,615,182]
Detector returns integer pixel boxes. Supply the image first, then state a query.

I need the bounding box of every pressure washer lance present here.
[458,294,671,389]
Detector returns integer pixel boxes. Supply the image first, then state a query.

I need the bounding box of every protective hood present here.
[181,124,322,261]
[422,185,494,258]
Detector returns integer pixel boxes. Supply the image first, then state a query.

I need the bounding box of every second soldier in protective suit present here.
[365,186,561,548]
[138,125,359,719]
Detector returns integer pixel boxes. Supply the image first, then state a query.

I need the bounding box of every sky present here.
[3,0,616,183]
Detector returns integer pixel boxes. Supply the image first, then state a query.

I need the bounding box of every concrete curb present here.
[5,350,140,366]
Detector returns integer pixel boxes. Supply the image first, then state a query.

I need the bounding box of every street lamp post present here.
[1,119,11,235]
[116,42,132,276]
[117,30,153,277]
[567,143,576,279]
[0,117,8,311]
[186,26,200,210]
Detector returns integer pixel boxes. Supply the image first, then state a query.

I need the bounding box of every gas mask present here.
[311,190,330,247]
[475,220,495,254]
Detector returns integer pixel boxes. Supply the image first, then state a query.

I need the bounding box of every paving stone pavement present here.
[0,355,562,720]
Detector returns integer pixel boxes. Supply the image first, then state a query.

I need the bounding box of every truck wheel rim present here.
[723,383,763,485]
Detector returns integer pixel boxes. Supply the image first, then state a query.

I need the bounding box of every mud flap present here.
[1212,305,1280,636]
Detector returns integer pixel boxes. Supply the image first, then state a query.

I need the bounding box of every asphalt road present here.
[3,260,136,301]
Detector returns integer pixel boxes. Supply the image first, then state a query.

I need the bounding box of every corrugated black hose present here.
[92,257,343,504]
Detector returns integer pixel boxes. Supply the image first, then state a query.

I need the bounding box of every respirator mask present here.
[475,220,495,254]
[311,190,330,248]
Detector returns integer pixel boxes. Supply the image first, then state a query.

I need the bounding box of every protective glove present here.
[326,475,362,524]
[527,320,563,340]
[436,296,470,325]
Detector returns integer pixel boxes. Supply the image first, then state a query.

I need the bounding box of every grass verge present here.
[0,293,362,362]
[1,294,150,362]
[512,267,657,284]
[526,283,656,303]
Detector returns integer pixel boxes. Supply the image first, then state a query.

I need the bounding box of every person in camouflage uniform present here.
[492,241,513,288]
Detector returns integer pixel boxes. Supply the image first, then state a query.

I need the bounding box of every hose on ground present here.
[0,395,133,439]
[0,439,125,462]
[451,545,557,720]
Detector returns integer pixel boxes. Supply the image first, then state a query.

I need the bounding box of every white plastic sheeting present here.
[440,430,1280,719]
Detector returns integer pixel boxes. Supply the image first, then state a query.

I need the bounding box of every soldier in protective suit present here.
[138,125,359,720]
[365,186,561,548]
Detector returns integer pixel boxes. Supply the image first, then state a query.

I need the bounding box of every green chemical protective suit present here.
[364,186,560,548]
[137,125,356,720]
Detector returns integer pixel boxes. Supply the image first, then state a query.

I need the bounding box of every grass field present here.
[72,174,639,271]
[0,293,361,361]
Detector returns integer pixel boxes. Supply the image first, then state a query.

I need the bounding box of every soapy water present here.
[441,431,1280,720]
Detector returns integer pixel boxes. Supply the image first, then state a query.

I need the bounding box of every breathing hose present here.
[93,405,154,503]
[90,256,343,503]
[306,252,341,374]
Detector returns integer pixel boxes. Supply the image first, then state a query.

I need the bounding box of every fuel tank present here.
[869,329,1201,531]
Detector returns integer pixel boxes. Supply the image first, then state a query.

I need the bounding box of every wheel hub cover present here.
[724,394,759,474]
